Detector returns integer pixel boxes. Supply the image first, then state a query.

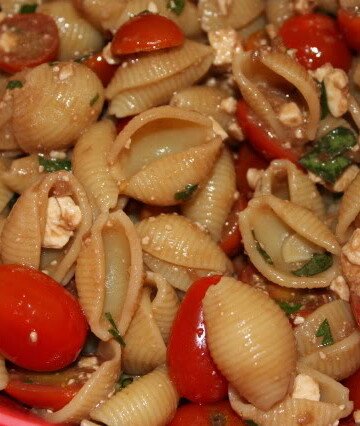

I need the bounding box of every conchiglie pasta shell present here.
[265,0,294,26]
[12,62,104,153]
[40,340,121,424]
[0,357,8,390]
[76,210,143,340]
[136,214,233,273]
[73,120,119,215]
[182,147,236,241]
[122,287,166,375]
[0,124,18,151]
[38,1,104,60]
[2,155,42,194]
[203,277,296,411]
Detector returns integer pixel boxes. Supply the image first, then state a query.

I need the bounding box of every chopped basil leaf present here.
[299,127,356,183]
[245,421,259,426]
[174,183,198,201]
[316,318,334,346]
[19,3,37,13]
[292,252,332,277]
[90,93,99,107]
[276,301,302,316]
[167,0,185,15]
[320,82,329,120]
[6,80,23,90]
[7,193,19,210]
[105,312,126,347]
[116,373,133,391]
[38,156,71,173]
[252,231,273,265]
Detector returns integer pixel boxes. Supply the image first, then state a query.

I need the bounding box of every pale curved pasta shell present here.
[2,155,42,194]
[76,210,143,340]
[40,340,121,424]
[0,124,18,151]
[90,366,179,426]
[0,357,8,391]
[265,0,294,26]
[12,62,104,153]
[203,277,296,411]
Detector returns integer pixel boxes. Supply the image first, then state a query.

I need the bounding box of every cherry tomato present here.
[168,401,245,426]
[236,101,300,163]
[350,293,360,328]
[83,53,118,86]
[111,13,185,56]
[338,9,360,52]
[343,366,360,411]
[279,13,352,71]
[0,265,88,372]
[167,276,228,403]
[339,419,356,426]
[0,14,59,74]
[116,116,133,133]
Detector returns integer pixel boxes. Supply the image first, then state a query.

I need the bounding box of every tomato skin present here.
[83,53,118,86]
[343,367,360,411]
[338,9,360,52]
[167,276,228,403]
[279,13,352,71]
[0,14,59,73]
[236,101,299,163]
[350,293,360,329]
[0,265,88,372]
[168,401,245,426]
[111,13,184,56]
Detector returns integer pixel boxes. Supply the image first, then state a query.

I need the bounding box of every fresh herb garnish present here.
[316,318,334,346]
[292,252,332,276]
[38,156,71,173]
[90,93,99,107]
[105,312,126,347]
[7,193,19,210]
[6,80,23,90]
[174,183,198,201]
[276,301,302,316]
[116,373,133,391]
[19,3,37,13]
[299,127,356,183]
[245,421,259,426]
[167,0,185,15]
[320,82,329,119]
[252,231,273,265]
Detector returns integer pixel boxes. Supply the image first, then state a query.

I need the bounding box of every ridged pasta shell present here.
[12,62,104,153]
[38,1,104,60]
[106,41,213,117]
[1,171,92,283]
[90,366,178,426]
[182,147,236,241]
[40,340,121,424]
[203,277,296,411]
[239,195,340,288]
[76,210,143,340]
[265,0,294,26]
[2,155,42,194]
[136,214,233,273]
[73,120,119,215]
[0,356,8,391]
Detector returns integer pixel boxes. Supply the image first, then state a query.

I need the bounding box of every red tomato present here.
[338,9,360,51]
[116,116,133,133]
[83,53,118,86]
[343,367,360,411]
[339,420,356,426]
[0,265,88,372]
[0,14,59,73]
[168,401,245,426]
[167,276,228,403]
[350,293,360,328]
[111,13,184,56]
[236,101,300,163]
[279,13,352,71]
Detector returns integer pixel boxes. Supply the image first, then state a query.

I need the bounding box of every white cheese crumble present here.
[330,275,350,301]
[291,374,320,401]
[77,356,99,369]
[220,96,237,114]
[102,42,121,65]
[0,32,17,53]
[246,168,264,190]
[278,102,303,127]
[58,63,74,81]
[147,1,158,13]
[208,29,238,67]
[49,150,67,160]
[293,0,317,14]
[228,121,244,141]
[293,316,305,325]
[343,228,360,266]
[29,331,38,343]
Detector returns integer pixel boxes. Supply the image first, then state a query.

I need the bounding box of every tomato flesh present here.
[111,13,185,56]
[279,13,352,71]
[167,276,228,403]
[83,53,118,86]
[0,13,59,73]
[0,265,88,372]
[338,9,360,52]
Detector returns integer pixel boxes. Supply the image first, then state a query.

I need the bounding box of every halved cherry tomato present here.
[168,401,245,425]
[339,419,356,426]
[0,14,59,74]
[338,9,360,52]
[111,13,184,56]
[167,276,228,403]
[83,53,118,86]
[0,265,88,372]
[116,116,133,133]
[279,13,352,71]
[236,101,300,163]
[343,366,360,411]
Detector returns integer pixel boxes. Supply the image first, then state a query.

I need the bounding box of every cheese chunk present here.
[291,374,320,401]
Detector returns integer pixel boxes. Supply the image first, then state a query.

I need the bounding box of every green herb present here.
[7,193,19,210]
[252,231,273,265]
[90,93,99,107]
[299,127,356,183]
[316,318,334,346]
[19,3,37,13]
[167,0,185,15]
[38,156,71,173]
[276,301,302,316]
[245,421,259,426]
[174,183,198,201]
[292,252,333,276]
[116,373,133,391]
[105,312,126,347]
[6,80,23,90]
[320,82,329,119]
